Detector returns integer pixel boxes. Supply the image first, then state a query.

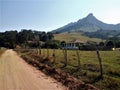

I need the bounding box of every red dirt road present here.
[0,50,67,90]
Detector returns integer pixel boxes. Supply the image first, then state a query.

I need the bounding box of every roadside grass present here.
[0,49,5,56]
[42,49,120,90]
[21,49,120,90]
[0,49,6,74]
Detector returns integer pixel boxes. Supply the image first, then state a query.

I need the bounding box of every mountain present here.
[52,13,120,33]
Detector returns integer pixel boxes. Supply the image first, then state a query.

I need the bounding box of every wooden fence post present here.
[39,47,41,55]
[47,47,49,58]
[43,49,45,56]
[62,48,68,67]
[37,48,39,55]
[52,49,56,64]
[76,49,81,69]
[96,47,103,79]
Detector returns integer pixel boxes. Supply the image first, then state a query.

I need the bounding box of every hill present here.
[54,32,103,42]
[83,30,120,39]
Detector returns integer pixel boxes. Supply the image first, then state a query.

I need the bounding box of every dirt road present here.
[0,50,67,90]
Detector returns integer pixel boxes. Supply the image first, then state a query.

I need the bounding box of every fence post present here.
[62,48,68,67]
[96,46,103,79]
[43,49,45,56]
[47,47,49,58]
[37,48,39,55]
[39,47,41,55]
[52,49,56,64]
[76,49,81,69]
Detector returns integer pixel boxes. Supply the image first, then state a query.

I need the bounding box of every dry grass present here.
[54,32,103,42]
[21,49,120,90]
[40,49,120,90]
[0,49,5,56]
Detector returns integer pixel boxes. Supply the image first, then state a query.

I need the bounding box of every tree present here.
[17,29,34,44]
[0,33,4,47]
[99,42,105,46]
[39,32,48,42]
[43,40,61,49]
[3,31,18,48]
[47,32,54,40]
[0,29,55,48]
[106,37,120,48]
[106,41,114,48]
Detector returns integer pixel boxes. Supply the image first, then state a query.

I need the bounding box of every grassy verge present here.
[19,49,120,90]
[19,49,98,90]
[0,49,5,56]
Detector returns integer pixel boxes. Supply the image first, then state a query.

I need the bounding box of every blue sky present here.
[0,0,120,32]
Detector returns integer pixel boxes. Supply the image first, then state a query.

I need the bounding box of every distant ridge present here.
[52,13,120,33]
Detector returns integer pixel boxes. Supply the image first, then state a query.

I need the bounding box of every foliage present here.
[83,30,120,39]
[105,37,120,48]
[43,40,61,49]
[0,29,54,48]
[0,31,18,48]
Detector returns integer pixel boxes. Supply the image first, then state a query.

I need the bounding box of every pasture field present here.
[20,49,120,90]
[54,32,103,42]
[37,49,120,90]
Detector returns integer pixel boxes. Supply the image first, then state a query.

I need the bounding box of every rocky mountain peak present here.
[87,13,94,17]
[52,13,120,33]
[85,13,96,21]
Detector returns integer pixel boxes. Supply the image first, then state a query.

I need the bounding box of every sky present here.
[0,0,120,32]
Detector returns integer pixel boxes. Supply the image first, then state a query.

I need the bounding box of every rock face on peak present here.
[52,13,120,34]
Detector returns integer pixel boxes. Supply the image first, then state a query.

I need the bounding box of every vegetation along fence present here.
[21,48,120,90]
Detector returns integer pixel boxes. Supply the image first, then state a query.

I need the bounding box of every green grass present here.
[54,32,103,42]
[39,49,120,90]
[21,49,120,90]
